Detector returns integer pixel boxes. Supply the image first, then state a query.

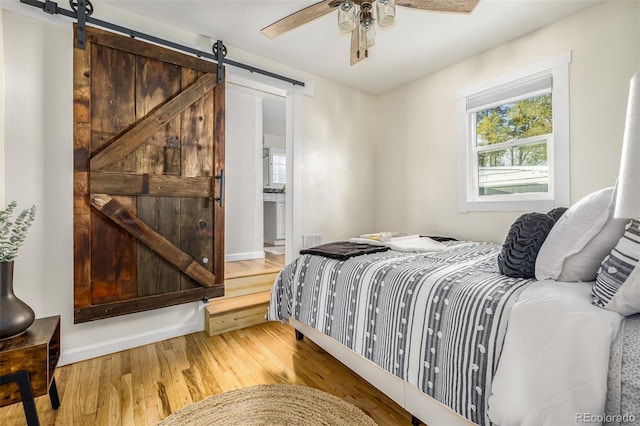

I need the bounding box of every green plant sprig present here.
[0,201,37,262]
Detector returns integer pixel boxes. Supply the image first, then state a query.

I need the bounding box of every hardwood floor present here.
[224,251,285,280]
[0,321,413,425]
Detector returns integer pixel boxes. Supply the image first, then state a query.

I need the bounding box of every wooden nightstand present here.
[0,316,61,426]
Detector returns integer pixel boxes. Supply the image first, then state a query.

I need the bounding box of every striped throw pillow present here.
[592,219,640,314]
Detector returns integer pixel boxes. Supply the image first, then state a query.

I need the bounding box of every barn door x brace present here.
[19,0,306,88]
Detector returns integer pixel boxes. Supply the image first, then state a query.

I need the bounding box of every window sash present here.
[473,133,552,154]
[468,81,554,203]
[469,134,554,203]
[272,154,286,184]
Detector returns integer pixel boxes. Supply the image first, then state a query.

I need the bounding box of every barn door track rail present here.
[19,0,306,87]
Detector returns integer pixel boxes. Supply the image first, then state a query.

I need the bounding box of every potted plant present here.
[0,201,37,339]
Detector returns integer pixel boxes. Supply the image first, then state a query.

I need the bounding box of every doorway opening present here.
[261,93,287,266]
[224,82,287,277]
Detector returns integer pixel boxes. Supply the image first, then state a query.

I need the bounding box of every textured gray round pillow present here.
[546,207,568,223]
[498,213,556,278]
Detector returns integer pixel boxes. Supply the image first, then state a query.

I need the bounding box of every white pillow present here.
[535,187,627,282]
[386,237,446,253]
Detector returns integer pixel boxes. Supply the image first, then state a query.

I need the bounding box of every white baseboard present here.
[225,251,265,262]
[58,315,204,366]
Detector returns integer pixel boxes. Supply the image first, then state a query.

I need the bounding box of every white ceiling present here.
[96,0,601,95]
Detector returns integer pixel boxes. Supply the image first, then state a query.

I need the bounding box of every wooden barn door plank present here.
[89,42,138,305]
[179,69,215,291]
[73,31,92,309]
[90,172,214,197]
[134,57,182,297]
[74,25,225,322]
[86,26,218,75]
[90,72,217,171]
[213,73,226,283]
[90,195,215,288]
[73,30,92,308]
[74,286,221,323]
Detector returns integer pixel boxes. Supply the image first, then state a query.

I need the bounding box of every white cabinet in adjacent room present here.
[277,202,286,240]
[264,192,285,245]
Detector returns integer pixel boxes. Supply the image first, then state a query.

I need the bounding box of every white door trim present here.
[226,72,313,265]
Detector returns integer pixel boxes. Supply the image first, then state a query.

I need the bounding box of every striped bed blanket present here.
[267,241,534,425]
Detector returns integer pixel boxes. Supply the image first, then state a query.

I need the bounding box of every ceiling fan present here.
[261,0,479,66]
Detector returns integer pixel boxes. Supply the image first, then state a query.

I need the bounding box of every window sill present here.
[458,198,559,213]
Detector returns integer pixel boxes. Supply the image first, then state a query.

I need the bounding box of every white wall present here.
[264,133,285,150]
[0,6,4,206]
[225,85,264,261]
[216,36,378,247]
[375,0,640,243]
[1,6,376,364]
[300,76,378,243]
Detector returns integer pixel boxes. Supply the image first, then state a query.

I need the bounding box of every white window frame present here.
[456,52,571,212]
[271,148,286,186]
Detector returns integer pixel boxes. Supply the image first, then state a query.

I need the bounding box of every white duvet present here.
[488,281,623,426]
[348,236,447,252]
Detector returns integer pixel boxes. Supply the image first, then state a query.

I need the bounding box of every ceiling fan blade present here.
[350,19,364,66]
[261,0,340,39]
[396,0,479,14]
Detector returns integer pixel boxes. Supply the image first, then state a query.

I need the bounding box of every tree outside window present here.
[474,94,552,196]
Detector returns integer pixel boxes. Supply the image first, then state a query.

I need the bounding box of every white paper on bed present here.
[348,236,446,252]
[488,281,623,426]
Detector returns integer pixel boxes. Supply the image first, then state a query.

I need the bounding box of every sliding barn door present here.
[73,26,225,323]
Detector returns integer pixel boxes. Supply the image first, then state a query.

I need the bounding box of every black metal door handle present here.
[215,169,224,208]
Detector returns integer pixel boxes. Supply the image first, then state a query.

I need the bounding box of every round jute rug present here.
[157,383,377,425]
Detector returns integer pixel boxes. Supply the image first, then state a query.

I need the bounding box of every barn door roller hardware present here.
[213,40,226,86]
[19,0,306,87]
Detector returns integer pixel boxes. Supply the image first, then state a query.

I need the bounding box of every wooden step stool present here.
[205,290,272,336]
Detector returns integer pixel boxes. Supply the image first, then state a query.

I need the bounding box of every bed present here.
[266,189,640,425]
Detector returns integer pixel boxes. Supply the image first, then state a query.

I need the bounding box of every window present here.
[456,52,571,212]
[272,153,286,185]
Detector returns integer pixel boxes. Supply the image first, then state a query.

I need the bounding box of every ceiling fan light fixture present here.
[260,0,480,65]
[376,0,396,28]
[359,3,376,48]
[359,18,376,49]
[337,0,357,33]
